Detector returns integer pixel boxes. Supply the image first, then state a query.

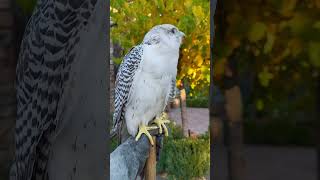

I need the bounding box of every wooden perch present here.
[110,129,164,180]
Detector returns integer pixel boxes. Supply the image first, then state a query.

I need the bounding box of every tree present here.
[213,0,320,179]
[110,0,210,94]
[214,0,319,121]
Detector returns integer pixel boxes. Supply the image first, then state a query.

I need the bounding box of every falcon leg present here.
[152,113,170,137]
[135,123,158,146]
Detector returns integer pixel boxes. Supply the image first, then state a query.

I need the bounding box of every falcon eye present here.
[170,28,176,34]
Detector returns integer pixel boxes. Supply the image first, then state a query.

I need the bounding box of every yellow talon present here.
[135,124,158,146]
[152,114,170,137]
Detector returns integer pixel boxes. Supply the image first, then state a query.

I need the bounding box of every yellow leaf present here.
[308,41,320,67]
[287,13,309,34]
[192,6,204,23]
[256,99,264,111]
[264,33,275,54]
[313,21,320,30]
[194,55,203,66]
[258,68,274,87]
[176,80,182,87]
[253,47,260,56]
[187,68,194,75]
[191,82,196,89]
[184,0,192,8]
[192,71,196,78]
[288,39,302,57]
[281,0,297,16]
[206,74,210,82]
[248,22,267,43]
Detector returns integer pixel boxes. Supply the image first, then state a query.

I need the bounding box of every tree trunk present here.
[110,47,115,113]
[0,1,16,179]
[316,75,320,180]
[225,86,245,180]
[224,55,246,180]
[145,137,156,180]
[110,22,115,113]
[179,88,187,136]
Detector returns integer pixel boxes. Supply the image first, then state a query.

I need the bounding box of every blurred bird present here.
[10,0,98,179]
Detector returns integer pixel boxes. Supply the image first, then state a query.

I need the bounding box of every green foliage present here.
[186,97,208,108]
[166,121,184,140]
[214,0,319,122]
[16,0,37,15]
[111,0,210,91]
[110,136,119,152]
[244,119,314,146]
[185,86,209,107]
[157,123,210,179]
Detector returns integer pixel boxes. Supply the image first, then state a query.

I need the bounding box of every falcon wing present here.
[168,79,176,101]
[111,45,144,136]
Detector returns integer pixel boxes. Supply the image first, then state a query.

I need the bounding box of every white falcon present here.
[111,24,185,145]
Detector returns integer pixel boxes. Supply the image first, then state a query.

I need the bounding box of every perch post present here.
[145,136,157,180]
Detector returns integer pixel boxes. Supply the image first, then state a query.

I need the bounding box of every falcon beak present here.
[179,31,185,37]
[179,31,185,42]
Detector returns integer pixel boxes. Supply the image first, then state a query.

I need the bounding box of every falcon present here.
[111,24,185,145]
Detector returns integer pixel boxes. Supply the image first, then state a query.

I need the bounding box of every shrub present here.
[244,119,314,146]
[186,97,208,108]
[157,123,210,179]
[166,122,184,140]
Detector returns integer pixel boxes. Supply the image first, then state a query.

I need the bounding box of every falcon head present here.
[143,24,185,49]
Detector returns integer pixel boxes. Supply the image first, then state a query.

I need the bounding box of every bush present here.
[244,119,314,146]
[167,122,184,140]
[157,123,210,179]
[186,97,208,108]
[110,136,119,152]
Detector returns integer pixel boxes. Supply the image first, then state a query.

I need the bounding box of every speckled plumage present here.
[111,24,184,138]
[11,0,97,179]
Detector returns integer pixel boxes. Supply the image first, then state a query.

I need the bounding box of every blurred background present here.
[212,0,318,180]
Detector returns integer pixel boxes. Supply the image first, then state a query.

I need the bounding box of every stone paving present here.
[167,107,209,134]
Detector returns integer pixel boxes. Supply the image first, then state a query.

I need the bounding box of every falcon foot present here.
[135,124,158,146]
[152,113,170,137]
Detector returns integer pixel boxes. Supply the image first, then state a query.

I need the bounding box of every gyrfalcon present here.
[111,24,185,145]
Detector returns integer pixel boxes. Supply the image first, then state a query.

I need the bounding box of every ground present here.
[167,107,209,134]
[214,146,316,180]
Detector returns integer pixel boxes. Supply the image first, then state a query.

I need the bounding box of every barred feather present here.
[111,45,144,136]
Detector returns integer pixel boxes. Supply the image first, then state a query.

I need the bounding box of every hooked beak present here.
[179,31,185,37]
[179,31,185,43]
